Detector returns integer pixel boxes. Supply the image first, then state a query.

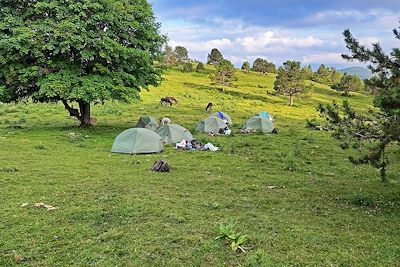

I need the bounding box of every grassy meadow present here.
[0,67,399,266]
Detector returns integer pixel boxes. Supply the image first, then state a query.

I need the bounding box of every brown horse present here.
[160,96,178,106]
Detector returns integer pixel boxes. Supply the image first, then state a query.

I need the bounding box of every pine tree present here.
[252,58,276,74]
[332,73,364,96]
[313,65,342,85]
[317,24,400,181]
[181,62,193,73]
[196,62,206,73]
[207,48,224,65]
[210,59,236,93]
[274,61,308,106]
[174,46,189,64]
[241,61,251,72]
[162,45,178,67]
[302,65,314,80]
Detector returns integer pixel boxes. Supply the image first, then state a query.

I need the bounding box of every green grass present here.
[0,68,399,266]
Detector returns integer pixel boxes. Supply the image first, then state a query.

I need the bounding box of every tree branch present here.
[62,100,81,120]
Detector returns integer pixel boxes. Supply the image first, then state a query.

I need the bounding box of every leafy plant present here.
[215,222,248,253]
[34,144,46,150]
[67,132,87,143]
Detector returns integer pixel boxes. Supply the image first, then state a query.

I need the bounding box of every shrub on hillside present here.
[182,63,193,73]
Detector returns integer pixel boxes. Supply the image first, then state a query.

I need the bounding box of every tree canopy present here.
[174,46,189,64]
[332,73,364,96]
[207,48,224,65]
[161,44,178,67]
[181,62,193,73]
[210,59,236,93]
[302,65,314,80]
[0,0,164,126]
[313,64,342,86]
[241,61,251,72]
[196,62,206,73]
[274,61,308,106]
[252,58,276,74]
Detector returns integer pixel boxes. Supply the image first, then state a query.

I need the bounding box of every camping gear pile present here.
[151,159,171,172]
[111,111,276,155]
[175,139,219,151]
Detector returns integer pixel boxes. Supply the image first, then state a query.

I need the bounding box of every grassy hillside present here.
[0,68,399,266]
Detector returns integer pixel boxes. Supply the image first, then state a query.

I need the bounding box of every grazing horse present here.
[160,96,178,106]
[205,102,213,112]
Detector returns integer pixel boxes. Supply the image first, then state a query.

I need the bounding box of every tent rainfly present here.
[134,115,159,131]
[155,124,194,144]
[196,117,228,134]
[258,112,274,122]
[209,112,233,124]
[111,128,163,154]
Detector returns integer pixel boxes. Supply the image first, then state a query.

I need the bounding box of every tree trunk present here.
[78,101,91,127]
[289,95,294,106]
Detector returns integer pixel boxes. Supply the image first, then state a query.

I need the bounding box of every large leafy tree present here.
[207,48,224,65]
[210,59,236,93]
[252,58,276,74]
[317,25,400,181]
[274,61,308,106]
[0,0,164,126]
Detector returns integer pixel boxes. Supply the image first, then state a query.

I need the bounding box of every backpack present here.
[151,160,170,172]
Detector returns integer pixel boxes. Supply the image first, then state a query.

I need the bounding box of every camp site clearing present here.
[0,68,399,266]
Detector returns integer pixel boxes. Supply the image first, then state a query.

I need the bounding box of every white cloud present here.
[358,37,380,45]
[236,32,323,53]
[170,30,324,64]
[169,38,233,54]
[161,9,396,67]
[302,53,345,64]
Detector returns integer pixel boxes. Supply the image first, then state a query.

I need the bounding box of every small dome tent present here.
[134,116,159,131]
[209,112,233,124]
[196,117,228,134]
[243,114,275,133]
[111,128,163,154]
[155,124,194,144]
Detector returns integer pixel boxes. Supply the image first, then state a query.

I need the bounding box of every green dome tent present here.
[155,124,194,144]
[134,115,159,131]
[209,112,233,124]
[243,115,275,133]
[196,117,228,133]
[111,128,163,154]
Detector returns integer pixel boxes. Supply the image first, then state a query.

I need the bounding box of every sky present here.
[151,1,400,69]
